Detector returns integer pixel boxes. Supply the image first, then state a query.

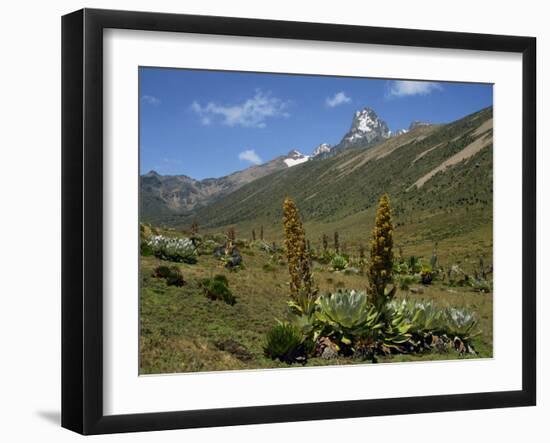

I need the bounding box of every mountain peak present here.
[312,143,332,158]
[287,149,304,158]
[336,107,391,150]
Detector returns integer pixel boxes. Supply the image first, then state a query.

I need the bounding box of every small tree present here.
[283,197,316,313]
[190,219,198,235]
[368,194,395,312]
[225,227,236,255]
[252,229,256,241]
[334,231,340,254]
[260,225,264,241]
[322,234,328,252]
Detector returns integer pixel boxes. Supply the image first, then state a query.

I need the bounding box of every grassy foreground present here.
[139,230,492,374]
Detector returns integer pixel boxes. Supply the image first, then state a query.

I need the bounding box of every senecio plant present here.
[283,197,317,314]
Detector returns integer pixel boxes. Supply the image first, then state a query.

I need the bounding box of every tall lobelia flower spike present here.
[368,194,395,312]
[282,197,316,311]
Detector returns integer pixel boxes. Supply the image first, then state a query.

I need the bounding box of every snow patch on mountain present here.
[284,149,310,167]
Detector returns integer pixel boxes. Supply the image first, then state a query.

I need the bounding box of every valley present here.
[139,104,494,374]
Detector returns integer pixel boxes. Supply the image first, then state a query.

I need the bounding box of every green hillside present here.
[139,107,494,374]
[156,107,492,257]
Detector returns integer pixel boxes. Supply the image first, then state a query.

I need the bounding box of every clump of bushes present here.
[197,239,220,255]
[152,265,185,287]
[263,322,306,363]
[147,235,197,263]
[200,274,236,305]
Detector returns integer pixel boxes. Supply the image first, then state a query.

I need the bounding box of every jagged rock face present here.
[312,143,332,157]
[393,128,409,136]
[337,108,391,150]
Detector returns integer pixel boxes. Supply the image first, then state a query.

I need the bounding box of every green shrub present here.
[153,265,172,279]
[317,250,335,264]
[330,254,348,271]
[201,276,235,305]
[166,272,185,287]
[140,241,154,256]
[152,265,185,287]
[407,256,422,274]
[212,274,228,285]
[263,322,304,363]
[198,239,220,255]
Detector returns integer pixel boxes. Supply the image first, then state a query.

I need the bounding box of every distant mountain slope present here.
[140,150,313,224]
[140,105,434,224]
[172,107,492,231]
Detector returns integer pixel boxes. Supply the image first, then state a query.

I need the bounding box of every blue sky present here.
[139,67,492,179]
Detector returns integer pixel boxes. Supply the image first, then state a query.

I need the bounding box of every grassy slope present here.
[164,107,492,232]
[140,243,492,374]
[151,108,493,275]
[140,106,494,374]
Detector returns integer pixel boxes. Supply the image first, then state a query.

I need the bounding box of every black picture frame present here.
[62,8,536,435]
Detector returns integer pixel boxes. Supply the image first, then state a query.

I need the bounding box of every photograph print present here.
[139,67,493,374]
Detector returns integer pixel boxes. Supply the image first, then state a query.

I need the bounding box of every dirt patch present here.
[411,142,444,165]
[335,126,437,179]
[472,118,493,137]
[409,129,492,190]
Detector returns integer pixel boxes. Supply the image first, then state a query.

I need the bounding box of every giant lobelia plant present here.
[367,194,397,319]
[283,197,317,315]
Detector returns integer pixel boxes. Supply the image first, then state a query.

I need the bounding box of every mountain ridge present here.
[140,106,485,226]
[151,106,492,233]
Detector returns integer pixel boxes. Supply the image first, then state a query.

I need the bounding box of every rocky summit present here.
[335,107,391,151]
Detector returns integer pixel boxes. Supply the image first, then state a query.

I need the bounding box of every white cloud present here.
[238,149,262,165]
[325,91,352,108]
[388,80,443,97]
[191,90,289,128]
[141,95,161,105]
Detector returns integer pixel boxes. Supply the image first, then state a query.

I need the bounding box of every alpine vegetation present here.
[138,68,493,374]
